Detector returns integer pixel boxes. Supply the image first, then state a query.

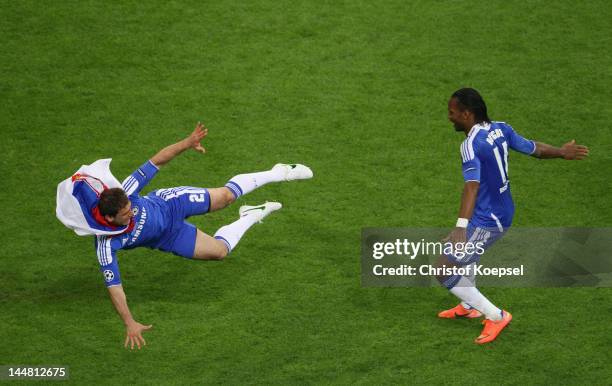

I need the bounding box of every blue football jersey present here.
[460,121,535,230]
[95,160,171,287]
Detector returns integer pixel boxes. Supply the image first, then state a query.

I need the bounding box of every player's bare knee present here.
[223,187,236,205]
[214,246,228,260]
[219,247,229,259]
[211,239,229,260]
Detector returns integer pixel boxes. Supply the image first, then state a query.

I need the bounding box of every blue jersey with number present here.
[460,121,535,230]
[94,160,210,288]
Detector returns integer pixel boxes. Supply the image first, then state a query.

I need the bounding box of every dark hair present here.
[98,188,129,217]
[451,88,491,123]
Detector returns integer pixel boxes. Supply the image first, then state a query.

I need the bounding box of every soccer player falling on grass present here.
[56,123,313,349]
[439,88,588,344]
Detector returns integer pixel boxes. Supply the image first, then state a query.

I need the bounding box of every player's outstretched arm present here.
[150,122,208,168]
[532,140,589,160]
[107,285,152,350]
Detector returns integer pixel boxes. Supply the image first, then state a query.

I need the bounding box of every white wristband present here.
[456,218,469,228]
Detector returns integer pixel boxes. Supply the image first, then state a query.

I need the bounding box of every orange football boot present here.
[438,304,483,319]
[475,310,512,344]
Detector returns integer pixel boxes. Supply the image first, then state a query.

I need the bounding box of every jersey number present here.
[493,141,509,193]
[189,193,206,203]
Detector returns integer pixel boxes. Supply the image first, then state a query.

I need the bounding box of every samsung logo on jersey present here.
[130,207,147,244]
[486,128,504,145]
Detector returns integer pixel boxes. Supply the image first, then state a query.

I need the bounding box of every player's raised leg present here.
[204,164,313,213]
[192,202,283,259]
[224,164,313,200]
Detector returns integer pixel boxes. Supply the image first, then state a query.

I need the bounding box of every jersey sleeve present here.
[95,236,122,287]
[121,160,159,196]
[505,124,536,155]
[460,139,482,183]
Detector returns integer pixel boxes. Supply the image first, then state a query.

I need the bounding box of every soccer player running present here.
[439,88,588,344]
[66,123,312,349]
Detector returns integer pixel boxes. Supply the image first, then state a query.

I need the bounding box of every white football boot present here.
[272,163,314,181]
[239,202,283,223]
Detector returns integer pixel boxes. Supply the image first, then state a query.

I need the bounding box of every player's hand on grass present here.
[185,121,208,154]
[124,320,152,350]
[561,140,589,160]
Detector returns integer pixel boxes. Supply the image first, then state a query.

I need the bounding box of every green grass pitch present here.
[1,0,611,384]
